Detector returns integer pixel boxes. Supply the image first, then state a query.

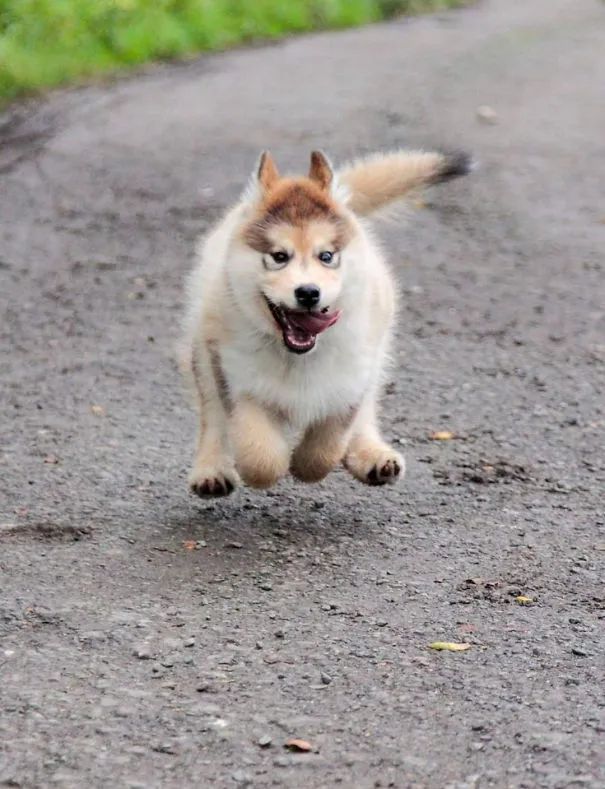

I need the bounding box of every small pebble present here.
[184,637,196,647]
[258,734,272,748]
[476,105,498,124]
[320,672,333,685]
[259,582,273,591]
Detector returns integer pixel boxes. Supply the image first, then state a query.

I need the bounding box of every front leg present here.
[344,393,404,486]
[290,411,355,483]
[230,398,290,489]
[188,341,240,497]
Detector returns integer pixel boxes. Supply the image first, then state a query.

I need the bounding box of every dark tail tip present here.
[437,150,476,182]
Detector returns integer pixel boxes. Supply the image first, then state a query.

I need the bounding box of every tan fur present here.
[229,397,290,489]
[339,150,448,216]
[344,396,403,485]
[308,150,333,190]
[290,410,356,483]
[243,178,352,253]
[258,151,280,191]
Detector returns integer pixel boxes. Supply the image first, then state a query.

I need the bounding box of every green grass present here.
[0,1,466,106]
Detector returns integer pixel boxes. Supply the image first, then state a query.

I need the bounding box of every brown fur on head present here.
[242,151,353,255]
[232,151,358,347]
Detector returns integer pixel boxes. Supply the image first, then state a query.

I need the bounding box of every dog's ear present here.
[308,150,333,190]
[257,151,280,192]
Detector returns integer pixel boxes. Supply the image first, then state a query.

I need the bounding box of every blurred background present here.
[0,0,465,106]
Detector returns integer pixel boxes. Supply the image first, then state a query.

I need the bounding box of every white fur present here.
[183,210,394,422]
[179,149,468,494]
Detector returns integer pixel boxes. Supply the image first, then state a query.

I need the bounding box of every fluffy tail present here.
[337,150,473,217]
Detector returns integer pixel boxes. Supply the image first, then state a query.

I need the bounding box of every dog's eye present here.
[318,250,337,267]
[271,251,290,264]
[264,250,291,270]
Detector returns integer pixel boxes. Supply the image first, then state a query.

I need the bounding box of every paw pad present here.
[190,476,235,498]
[367,458,401,486]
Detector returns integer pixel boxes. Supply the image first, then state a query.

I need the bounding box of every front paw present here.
[188,463,240,498]
[344,445,405,486]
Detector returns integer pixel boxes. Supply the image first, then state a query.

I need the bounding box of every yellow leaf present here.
[90,404,105,416]
[515,595,534,605]
[429,641,471,652]
[285,738,313,752]
[431,430,455,441]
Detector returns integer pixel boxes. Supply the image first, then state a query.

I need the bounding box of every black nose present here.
[294,284,321,308]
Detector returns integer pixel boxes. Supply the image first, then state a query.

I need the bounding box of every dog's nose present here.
[294,284,321,308]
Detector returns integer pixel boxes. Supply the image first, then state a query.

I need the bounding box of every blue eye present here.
[318,251,334,264]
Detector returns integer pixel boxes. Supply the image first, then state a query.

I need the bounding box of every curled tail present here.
[337,149,473,217]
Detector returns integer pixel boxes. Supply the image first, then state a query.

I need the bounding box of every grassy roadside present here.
[0,1,467,107]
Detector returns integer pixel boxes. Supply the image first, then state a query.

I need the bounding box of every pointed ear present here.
[308,150,333,190]
[257,151,280,192]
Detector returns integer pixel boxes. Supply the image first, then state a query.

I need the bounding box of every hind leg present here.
[344,392,404,486]
[188,342,240,497]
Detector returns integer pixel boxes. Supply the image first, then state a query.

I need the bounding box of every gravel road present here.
[1,0,604,786]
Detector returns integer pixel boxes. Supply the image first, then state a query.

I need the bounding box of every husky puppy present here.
[181,149,471,496]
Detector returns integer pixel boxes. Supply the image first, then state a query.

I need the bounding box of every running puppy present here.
[181,149,471,496]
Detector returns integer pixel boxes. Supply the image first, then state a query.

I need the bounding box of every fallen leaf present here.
[429,641,471,652]
[431,430,455,441]
[515,595,534,605]
[90,404,105,416]
[182,540,198,551]
[285,738,313,752]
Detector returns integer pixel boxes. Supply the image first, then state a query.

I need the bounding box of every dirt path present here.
[1,1,604,786]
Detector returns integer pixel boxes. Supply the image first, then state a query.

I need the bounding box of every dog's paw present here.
[345,445,405,487]
[188,465,240,498]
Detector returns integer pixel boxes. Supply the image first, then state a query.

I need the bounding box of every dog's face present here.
[236,151,355,355]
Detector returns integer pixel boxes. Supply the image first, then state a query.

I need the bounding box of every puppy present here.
[181,149,471,496]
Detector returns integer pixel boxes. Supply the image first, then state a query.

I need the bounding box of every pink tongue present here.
[287,309,341,335]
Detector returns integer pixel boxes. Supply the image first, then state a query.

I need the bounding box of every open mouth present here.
[264,297,341,354]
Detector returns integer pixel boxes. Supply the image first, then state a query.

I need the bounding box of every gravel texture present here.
[1,0,604,786]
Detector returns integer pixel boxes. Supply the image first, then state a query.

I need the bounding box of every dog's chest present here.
[222,335,372,425]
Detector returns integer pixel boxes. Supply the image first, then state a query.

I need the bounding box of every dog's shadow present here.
[151,474,404,579]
